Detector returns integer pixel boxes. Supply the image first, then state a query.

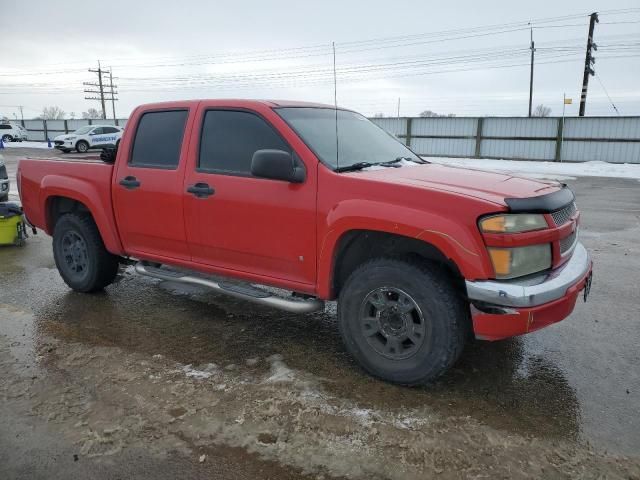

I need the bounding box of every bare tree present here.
[373,112,385,118]
[419,110,456,118]
[38,106,66,120]
[533,104,552,117]
[82,108,102,119]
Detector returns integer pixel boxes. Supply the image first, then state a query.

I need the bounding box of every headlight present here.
[487,244,552,279]
[66,136,76,140]
[480,214,548,233]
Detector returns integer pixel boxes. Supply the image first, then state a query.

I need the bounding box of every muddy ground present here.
[1,148,639,479]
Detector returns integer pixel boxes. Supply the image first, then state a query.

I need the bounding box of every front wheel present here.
[76,140,89,153]
[338,258,468,385]
[52,213,119,292]
[2,134,12,143]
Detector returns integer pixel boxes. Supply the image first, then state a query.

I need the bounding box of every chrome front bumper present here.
[466,242,591,308]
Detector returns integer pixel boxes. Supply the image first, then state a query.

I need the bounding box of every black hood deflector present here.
[505,185,575,213]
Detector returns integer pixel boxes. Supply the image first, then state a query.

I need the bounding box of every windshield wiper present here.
[381,156,426,166]
[335,162,376,172]
[335,157,426,173]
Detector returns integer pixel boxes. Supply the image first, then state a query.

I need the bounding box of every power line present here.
[3,8,639,76]
[594,72,621,115]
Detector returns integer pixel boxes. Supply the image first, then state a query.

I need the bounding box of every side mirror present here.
[251,149,305,183]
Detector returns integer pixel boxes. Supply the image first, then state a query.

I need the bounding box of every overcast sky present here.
[1,0,639,119]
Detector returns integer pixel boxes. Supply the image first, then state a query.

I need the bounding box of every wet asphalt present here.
[0,148,639,478]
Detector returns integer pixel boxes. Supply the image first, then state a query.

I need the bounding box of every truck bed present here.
[18,157,122,253]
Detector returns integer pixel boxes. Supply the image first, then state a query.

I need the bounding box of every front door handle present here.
[187,182,215,198]
[119,176,141,189]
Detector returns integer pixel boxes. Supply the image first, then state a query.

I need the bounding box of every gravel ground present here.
[0,148,639,479]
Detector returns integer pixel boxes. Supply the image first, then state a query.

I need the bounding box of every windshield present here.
[73,126,93,135]
[276,107,421,170]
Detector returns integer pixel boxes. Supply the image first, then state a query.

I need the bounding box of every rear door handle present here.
[119,176,141,189]
[187,182,215,198]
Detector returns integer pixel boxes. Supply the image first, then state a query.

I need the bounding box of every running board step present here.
[134,262,324,314]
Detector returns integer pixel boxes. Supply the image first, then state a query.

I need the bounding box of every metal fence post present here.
[405,117,413,147]
[555,117,564,162]
[115,118,119,127]
[474,117,484,158]
[43,120,48,141]
[88,119,93,126]
[64,120,68,134]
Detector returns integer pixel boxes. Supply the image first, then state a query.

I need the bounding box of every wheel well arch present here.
[330,230,465,300]
[46,196,91,233]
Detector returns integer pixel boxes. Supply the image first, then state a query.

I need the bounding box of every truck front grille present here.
[551,202,577,226]
[560,230,578,255]
[0,164,7,180]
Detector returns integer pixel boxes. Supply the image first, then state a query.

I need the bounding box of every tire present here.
[52,213,119,292]
[76,140,89,153]
[0,194,8,203]
[2,134,12,143]
[337,258,468,385]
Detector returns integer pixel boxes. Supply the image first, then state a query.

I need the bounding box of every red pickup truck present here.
[18,100,593,385]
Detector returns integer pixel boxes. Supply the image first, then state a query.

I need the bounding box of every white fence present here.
[10,116,640,163]
[371,116,640,163]
[19,118,129,142]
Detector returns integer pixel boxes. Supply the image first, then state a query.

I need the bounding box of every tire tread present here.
[53,213,119,292]
[338,257,468,385]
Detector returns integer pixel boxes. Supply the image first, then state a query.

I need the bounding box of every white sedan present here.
[53,125,123,153]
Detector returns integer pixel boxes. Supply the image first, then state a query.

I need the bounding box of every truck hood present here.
[350,163,560,207]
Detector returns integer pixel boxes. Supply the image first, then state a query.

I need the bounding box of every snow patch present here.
[2,141,52,149]
[264,354,297,383]
[426,157,640,180]
[181,363,219,379]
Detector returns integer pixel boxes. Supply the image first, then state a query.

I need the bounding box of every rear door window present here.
[103,127,120,134]
[130,110,188,169]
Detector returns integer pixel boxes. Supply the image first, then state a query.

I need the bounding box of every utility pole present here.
[528,26,535,117]
[83,61,117,120]
[108,69,118,120]
[18,106,24,122]
[397,97,401,119]
[579,12,599,116]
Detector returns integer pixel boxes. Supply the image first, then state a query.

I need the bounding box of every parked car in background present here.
[53,125,123,153]
[0,123,28,142]
[0,157,9,202]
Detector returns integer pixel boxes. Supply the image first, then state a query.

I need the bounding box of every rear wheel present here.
[2,134,12,143]
[76,140,89,153]
[52,213,119,292]
[338,258,467,385]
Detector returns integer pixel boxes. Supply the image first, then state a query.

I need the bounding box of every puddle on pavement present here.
[0,304,39,376]
[0,234,637,457]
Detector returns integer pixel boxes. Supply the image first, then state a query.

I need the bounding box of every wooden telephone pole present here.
[84,61,118,120]
[579,12,599,116]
